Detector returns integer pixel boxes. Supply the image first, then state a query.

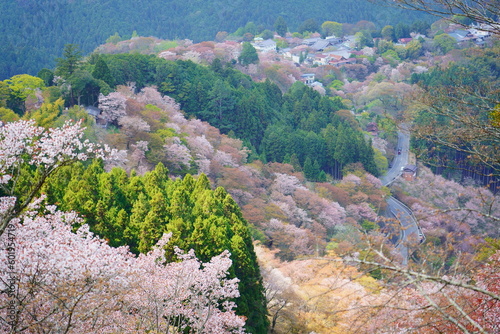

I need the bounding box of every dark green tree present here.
[261,29,274,40]
[55,44,83,79]
[298,18,320,34]
[274,16,288,37]
[304,157,322,181]
[238,42,259,66]
[381,25,395,41]
[92,56,114,87]
[37,68,54,86]
[394,22,410,39]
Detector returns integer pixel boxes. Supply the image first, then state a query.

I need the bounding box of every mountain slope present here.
[0,0,430,79]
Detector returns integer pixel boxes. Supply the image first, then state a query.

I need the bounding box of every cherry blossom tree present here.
[340,247,500,333]
[164,137,193,171]
[129,140,150,174]
[0,119,122,238]
[264,219,315,260]
[0,202,246,333]
[187,135,214,161]
[118,115,151,149]
[98,92,127,125]
[271,173,306,196]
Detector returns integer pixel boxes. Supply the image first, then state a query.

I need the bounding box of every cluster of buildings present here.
[252,34,359,68]
[447,23,494,46]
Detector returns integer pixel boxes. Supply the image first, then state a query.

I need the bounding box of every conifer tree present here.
[274,16,288,37]
[92,56,114,87]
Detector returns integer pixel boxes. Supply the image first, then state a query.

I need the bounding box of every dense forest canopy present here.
[1,0,500,329]
[0,49,380,180]
[0,0,431,79]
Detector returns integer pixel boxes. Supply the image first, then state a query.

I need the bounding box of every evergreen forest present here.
[0,0,430,79]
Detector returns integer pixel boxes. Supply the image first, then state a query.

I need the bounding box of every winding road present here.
[379,129,425,265]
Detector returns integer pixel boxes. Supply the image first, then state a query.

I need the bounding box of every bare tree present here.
[372,0,500,35]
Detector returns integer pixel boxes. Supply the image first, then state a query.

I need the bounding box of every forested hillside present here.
[41,162,269,333]
[1,3,500,330]
[0,0,430,79]
[0,49,380,180]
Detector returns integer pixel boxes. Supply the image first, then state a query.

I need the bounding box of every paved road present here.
[379,129,424,265]
[380,131,410,186]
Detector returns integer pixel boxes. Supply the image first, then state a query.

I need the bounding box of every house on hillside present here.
[402,164,418,181]
[366,122,379,136]
[252,39,277,53]
[448,30,469,42]
[325,36,342,45]
[328,50,352,59]
[300,73,315,85]
[469,24,493,38]
[342,35,357,48]
[84,106,108,128]
[397,38,413,45]
[303,37,322,46]
[85,106,100,118]
[329,57,357,67]
[311,39,331,51]
[313,54,329,65]
[282,45,309,63]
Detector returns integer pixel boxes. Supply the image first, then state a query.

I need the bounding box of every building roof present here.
[303,37,321,46]
[448,30,469,41]
[398,38,413,44]
[311,40,330,51]
[328,50,352,59]
[403,164,417,173]
[85,106,100,117]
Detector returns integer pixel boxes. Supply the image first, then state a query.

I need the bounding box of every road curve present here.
[379,128,424,265]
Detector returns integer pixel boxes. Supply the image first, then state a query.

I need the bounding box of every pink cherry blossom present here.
[0,204,245,333]
[0,120,123,237]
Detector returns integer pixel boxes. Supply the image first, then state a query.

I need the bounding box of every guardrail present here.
[389,196,426,244]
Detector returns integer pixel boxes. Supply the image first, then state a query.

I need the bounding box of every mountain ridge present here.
[0,0,430,79]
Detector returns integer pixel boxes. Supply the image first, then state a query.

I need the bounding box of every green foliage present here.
[298,18,320,34]
[106,32,122,44]
[4,74,45,113]
[153,40,178,53]
[405,39,423,59]
[37,68,54,86]
[238,42,259,66]
[274,16,288,37]
[394,22,410,39]
[411,20,431,35]
[355,30,374,49]
[381,25,395,41]
[321,21,343,37]
[275,39,289,49]
[0,107,19,122]
[55,44,83,78]
[260,29,274,40]
[476,238,500,262]
[433,33,456,54]
[374,149,389,173]
[328,79,344,90]
[4,74,45,100]
[42,163,269,333]
[0,81,10,107]
[381,49,401,66]
[360,219,378,232]
[92,56,114,87]
[23,98,64,128]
